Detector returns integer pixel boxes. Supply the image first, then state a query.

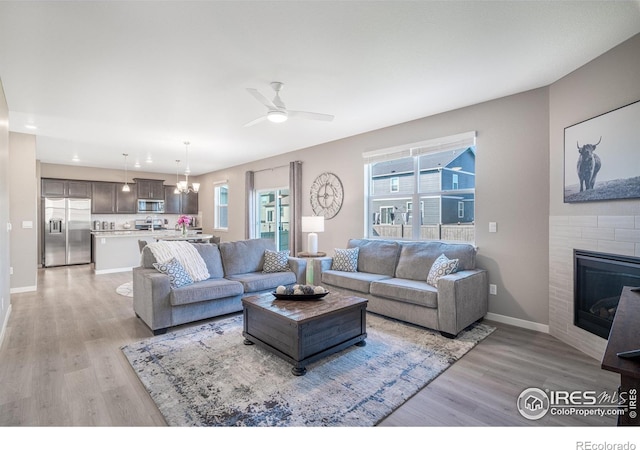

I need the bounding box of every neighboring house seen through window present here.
[363,132,476,243]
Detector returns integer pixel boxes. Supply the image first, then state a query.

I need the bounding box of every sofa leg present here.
[440,331,457,339]
[153,328,168,336]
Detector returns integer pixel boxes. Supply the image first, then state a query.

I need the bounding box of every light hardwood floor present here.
[0,265,620,426]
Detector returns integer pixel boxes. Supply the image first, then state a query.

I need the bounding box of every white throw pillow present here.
[263,249,290,273]
[427,253,459,287]
[332,247,359,272]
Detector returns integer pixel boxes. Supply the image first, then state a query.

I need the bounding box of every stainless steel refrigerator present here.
[43,198,92,267]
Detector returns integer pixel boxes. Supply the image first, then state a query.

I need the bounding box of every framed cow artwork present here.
[564,99,640,203]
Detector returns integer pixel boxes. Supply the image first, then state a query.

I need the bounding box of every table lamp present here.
[301,216,325,254]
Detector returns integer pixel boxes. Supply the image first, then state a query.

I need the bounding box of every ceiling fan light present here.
[267,110,288,123]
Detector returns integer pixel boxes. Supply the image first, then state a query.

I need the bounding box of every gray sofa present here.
[133,238,306,335]
[312,238,488,337]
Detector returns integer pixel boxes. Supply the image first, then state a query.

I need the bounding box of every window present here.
[214,183,228,230]
[363,132,476,243]
[256,188,289,251]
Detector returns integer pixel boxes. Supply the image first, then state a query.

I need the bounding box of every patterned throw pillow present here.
[332,247,359,272]
[153,258,194,289]
[263,249,290,273]
[427,253,459,287]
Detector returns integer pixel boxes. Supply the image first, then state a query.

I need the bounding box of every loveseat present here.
[311,238,488,337]
[133,238,306,335]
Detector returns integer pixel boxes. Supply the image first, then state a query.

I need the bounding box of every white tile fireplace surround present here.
[549,215,640,360]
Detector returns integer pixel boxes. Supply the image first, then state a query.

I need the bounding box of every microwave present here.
[137,199,165,213]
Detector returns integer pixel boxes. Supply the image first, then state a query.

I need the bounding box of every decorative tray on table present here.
[272,285,329,300]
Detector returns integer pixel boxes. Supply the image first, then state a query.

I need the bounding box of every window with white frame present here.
[363,131,476,243]
[214,183,228,230]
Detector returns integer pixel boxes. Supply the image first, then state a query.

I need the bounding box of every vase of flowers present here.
[177,215,191,236]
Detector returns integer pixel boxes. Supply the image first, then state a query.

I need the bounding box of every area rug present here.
[116,281,133,297]
[121,313,494,426]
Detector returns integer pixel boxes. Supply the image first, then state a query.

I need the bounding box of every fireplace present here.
[574,249,640,339]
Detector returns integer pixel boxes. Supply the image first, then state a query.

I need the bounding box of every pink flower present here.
[177,215,191,226]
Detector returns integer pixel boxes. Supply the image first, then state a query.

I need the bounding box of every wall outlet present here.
[489,284,497,295]
[9,267,13,275]
[489,222,497,233]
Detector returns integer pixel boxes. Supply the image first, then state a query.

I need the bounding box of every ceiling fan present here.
[244,82,334,127]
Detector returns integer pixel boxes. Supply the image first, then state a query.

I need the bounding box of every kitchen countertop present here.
[92,230,204,238]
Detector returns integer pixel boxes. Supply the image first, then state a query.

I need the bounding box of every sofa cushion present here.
[331,247,359,272]
[395,241,476,281]
[152,258,194,289]
[219,238,276,276]
[191,243,225,279]
[169,278,244,306]
[347,239,401,276]
[225,271,296,293]
[321,269,391,294]
[370,278,438,308]
[263,249,290,273]
[427,253,459,287]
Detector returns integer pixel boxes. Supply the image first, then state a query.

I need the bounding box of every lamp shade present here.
[301,216,325,233]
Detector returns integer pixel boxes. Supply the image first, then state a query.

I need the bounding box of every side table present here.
[297,251,327,284]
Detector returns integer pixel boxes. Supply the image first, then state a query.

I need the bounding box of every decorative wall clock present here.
[310,172,344,219]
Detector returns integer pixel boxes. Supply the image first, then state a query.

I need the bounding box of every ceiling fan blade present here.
[243,116,268,127]
[246,88,277,110]
[288,110,335,122]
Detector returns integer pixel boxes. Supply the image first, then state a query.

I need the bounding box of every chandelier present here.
[175,141,200,194]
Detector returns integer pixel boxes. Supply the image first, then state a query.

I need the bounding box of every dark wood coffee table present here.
[242,292,368,376]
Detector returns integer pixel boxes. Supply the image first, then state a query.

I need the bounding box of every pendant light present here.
[174,159,181,194]
[122,153,130,192]
[175,141,200,194]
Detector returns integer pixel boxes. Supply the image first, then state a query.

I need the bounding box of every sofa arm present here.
[287,257,308,285]
[133,267,173,333]
[436,269,488,336]
[310,257,333,286]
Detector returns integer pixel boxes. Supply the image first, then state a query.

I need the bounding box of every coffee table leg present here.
[292,366,307,376]
[243,339,254,345]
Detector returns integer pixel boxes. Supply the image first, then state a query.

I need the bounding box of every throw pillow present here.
[263,249,290,273]
[153,257,194,289]
[427,253,459,287]
[332,247,359,272]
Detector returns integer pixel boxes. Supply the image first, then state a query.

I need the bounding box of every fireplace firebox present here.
[574,249,640,339]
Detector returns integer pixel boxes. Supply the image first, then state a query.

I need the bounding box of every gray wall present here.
[199,87,551,327]
[0,78,10,344]
[9,133,37,291]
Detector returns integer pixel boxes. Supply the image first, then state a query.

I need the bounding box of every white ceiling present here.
[1,1,639,176]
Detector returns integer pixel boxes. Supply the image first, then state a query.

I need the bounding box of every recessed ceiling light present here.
[24,124,37,130]
[72,155,80,162]
[134,161,141,168]
[146,156,153,163]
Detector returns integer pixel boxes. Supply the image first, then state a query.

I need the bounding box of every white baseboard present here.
[10,285,37,294]
[484,312,549,334]
[0,304,12,350]
[94,267,134,275]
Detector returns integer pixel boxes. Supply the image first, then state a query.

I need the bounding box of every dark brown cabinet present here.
[135,178,165,200]
[181,192,199,215]
[42,178,91,198]
[116,183,137,213]
[164,186,182,214]
[91,182,116,213]
[164,186,198,214]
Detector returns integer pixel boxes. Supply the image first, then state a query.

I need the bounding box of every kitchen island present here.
[92,230,213,274]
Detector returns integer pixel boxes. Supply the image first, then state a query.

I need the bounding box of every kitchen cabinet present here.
[116,183,137,213]
[134,178,165,200]
[181,192,199,215]
[91,182,116,213]
[163,186,199,214]
[164,186,181,214]
[42,178,91,198]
